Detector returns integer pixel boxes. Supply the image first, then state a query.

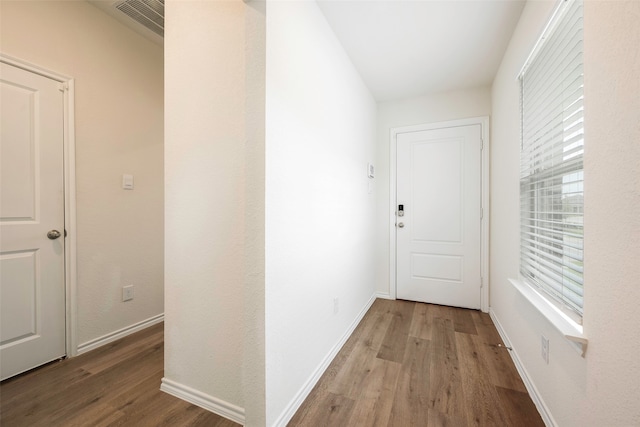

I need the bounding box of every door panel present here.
[411,139,463,243]
[0,62,65,380]
[0,251,38,342]
[396,125,481,309]
[1,80,37,220]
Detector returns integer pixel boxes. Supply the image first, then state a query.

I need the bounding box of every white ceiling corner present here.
[316,0,526,102]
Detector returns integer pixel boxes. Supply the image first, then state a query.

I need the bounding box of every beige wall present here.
[490,0,640,425]
[163,0,253,418]
[0,1,164,347]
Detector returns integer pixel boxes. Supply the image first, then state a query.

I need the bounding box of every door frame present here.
[389,116,490,312]
[1,54,78,357]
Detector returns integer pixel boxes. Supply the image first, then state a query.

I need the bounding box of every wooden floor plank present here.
[453,308,478,335]
[328,340,377,399]
[345,357,401,427]
[427,409,468,427]
[316,299,393,396]
[495,385,546,427]
[81,329,164,375]
[470,311,528,393]
[408,302,433,340]
[329,303,395,399]
[107,391,186,427]
[105,370,166,414]
[287,387,332,426]
[455,331,510,427]
[0,366,92,423]
[61,402,126,427]
[376,300,414,363]
[469,311,498,340]
[291,392,355,427]
[46,343,165,425]
[388,337,431,426]
[428,316,467,422]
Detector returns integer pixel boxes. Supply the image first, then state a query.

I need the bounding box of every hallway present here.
[0,299,544,426]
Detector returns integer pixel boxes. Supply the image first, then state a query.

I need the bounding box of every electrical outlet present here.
[333,298,339,314]
[541,335,549,364]
[122,285,134,302]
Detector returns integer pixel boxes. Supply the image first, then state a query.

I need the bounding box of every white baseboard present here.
[271,293,377,427]
[160,377,245,425]
[489,308,556,427]
[76,313,164,355]
[375,291,394,300]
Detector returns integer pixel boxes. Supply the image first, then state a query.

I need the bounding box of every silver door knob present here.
[398,222,404,228]
[47,230,62,240]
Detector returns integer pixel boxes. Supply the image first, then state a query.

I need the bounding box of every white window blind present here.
[520,0,584,316]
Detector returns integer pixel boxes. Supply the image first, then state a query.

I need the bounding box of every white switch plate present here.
[122,174,134,190]
[123,285,134,301]
[367,163,375,178]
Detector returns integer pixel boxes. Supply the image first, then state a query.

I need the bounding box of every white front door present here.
[1,61,66,380]
[396,124,482,309]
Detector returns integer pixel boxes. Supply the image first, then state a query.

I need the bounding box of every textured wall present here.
[164,0,248,410]
[264,2,377,424]
[243,1,267,425]
[0,1,164,347]
[491,0,640,425]
[581,0,640,423]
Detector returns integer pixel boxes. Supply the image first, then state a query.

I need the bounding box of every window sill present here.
[508,278,588,357]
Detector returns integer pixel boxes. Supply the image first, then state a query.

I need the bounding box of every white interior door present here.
[396,124,482,309]
[1,61,66,380]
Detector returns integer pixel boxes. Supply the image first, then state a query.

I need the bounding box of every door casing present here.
[390,117,489,312]
[0,54,78,357]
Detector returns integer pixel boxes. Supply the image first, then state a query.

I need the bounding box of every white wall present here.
[164,0,252,414]
[264,2,377,425]
[375,88,492,297]
[0,1,164,347]
[490,0,640,425]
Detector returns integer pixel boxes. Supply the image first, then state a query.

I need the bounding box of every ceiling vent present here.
[115,0,164,37]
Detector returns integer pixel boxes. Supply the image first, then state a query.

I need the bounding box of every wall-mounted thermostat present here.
[368,163,375,178]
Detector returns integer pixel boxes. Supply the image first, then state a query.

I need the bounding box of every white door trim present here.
[1,54,78,356]
[389,116,490,312]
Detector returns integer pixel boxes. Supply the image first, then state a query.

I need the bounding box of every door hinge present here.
[58,82,69,92]
[481,207,484,219]
[480,277,484,288]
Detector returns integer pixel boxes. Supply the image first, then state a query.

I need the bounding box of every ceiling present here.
[317,0,526,101]
[89,0,526,103]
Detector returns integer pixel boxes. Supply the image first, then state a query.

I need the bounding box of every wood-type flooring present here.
[288,299,545,426]
[0,323,237,427]
[1,299,544,426]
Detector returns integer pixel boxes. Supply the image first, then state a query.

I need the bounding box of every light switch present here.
[122,174,134,190]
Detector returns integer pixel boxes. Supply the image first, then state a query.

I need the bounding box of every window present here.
[519,0,584,317]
